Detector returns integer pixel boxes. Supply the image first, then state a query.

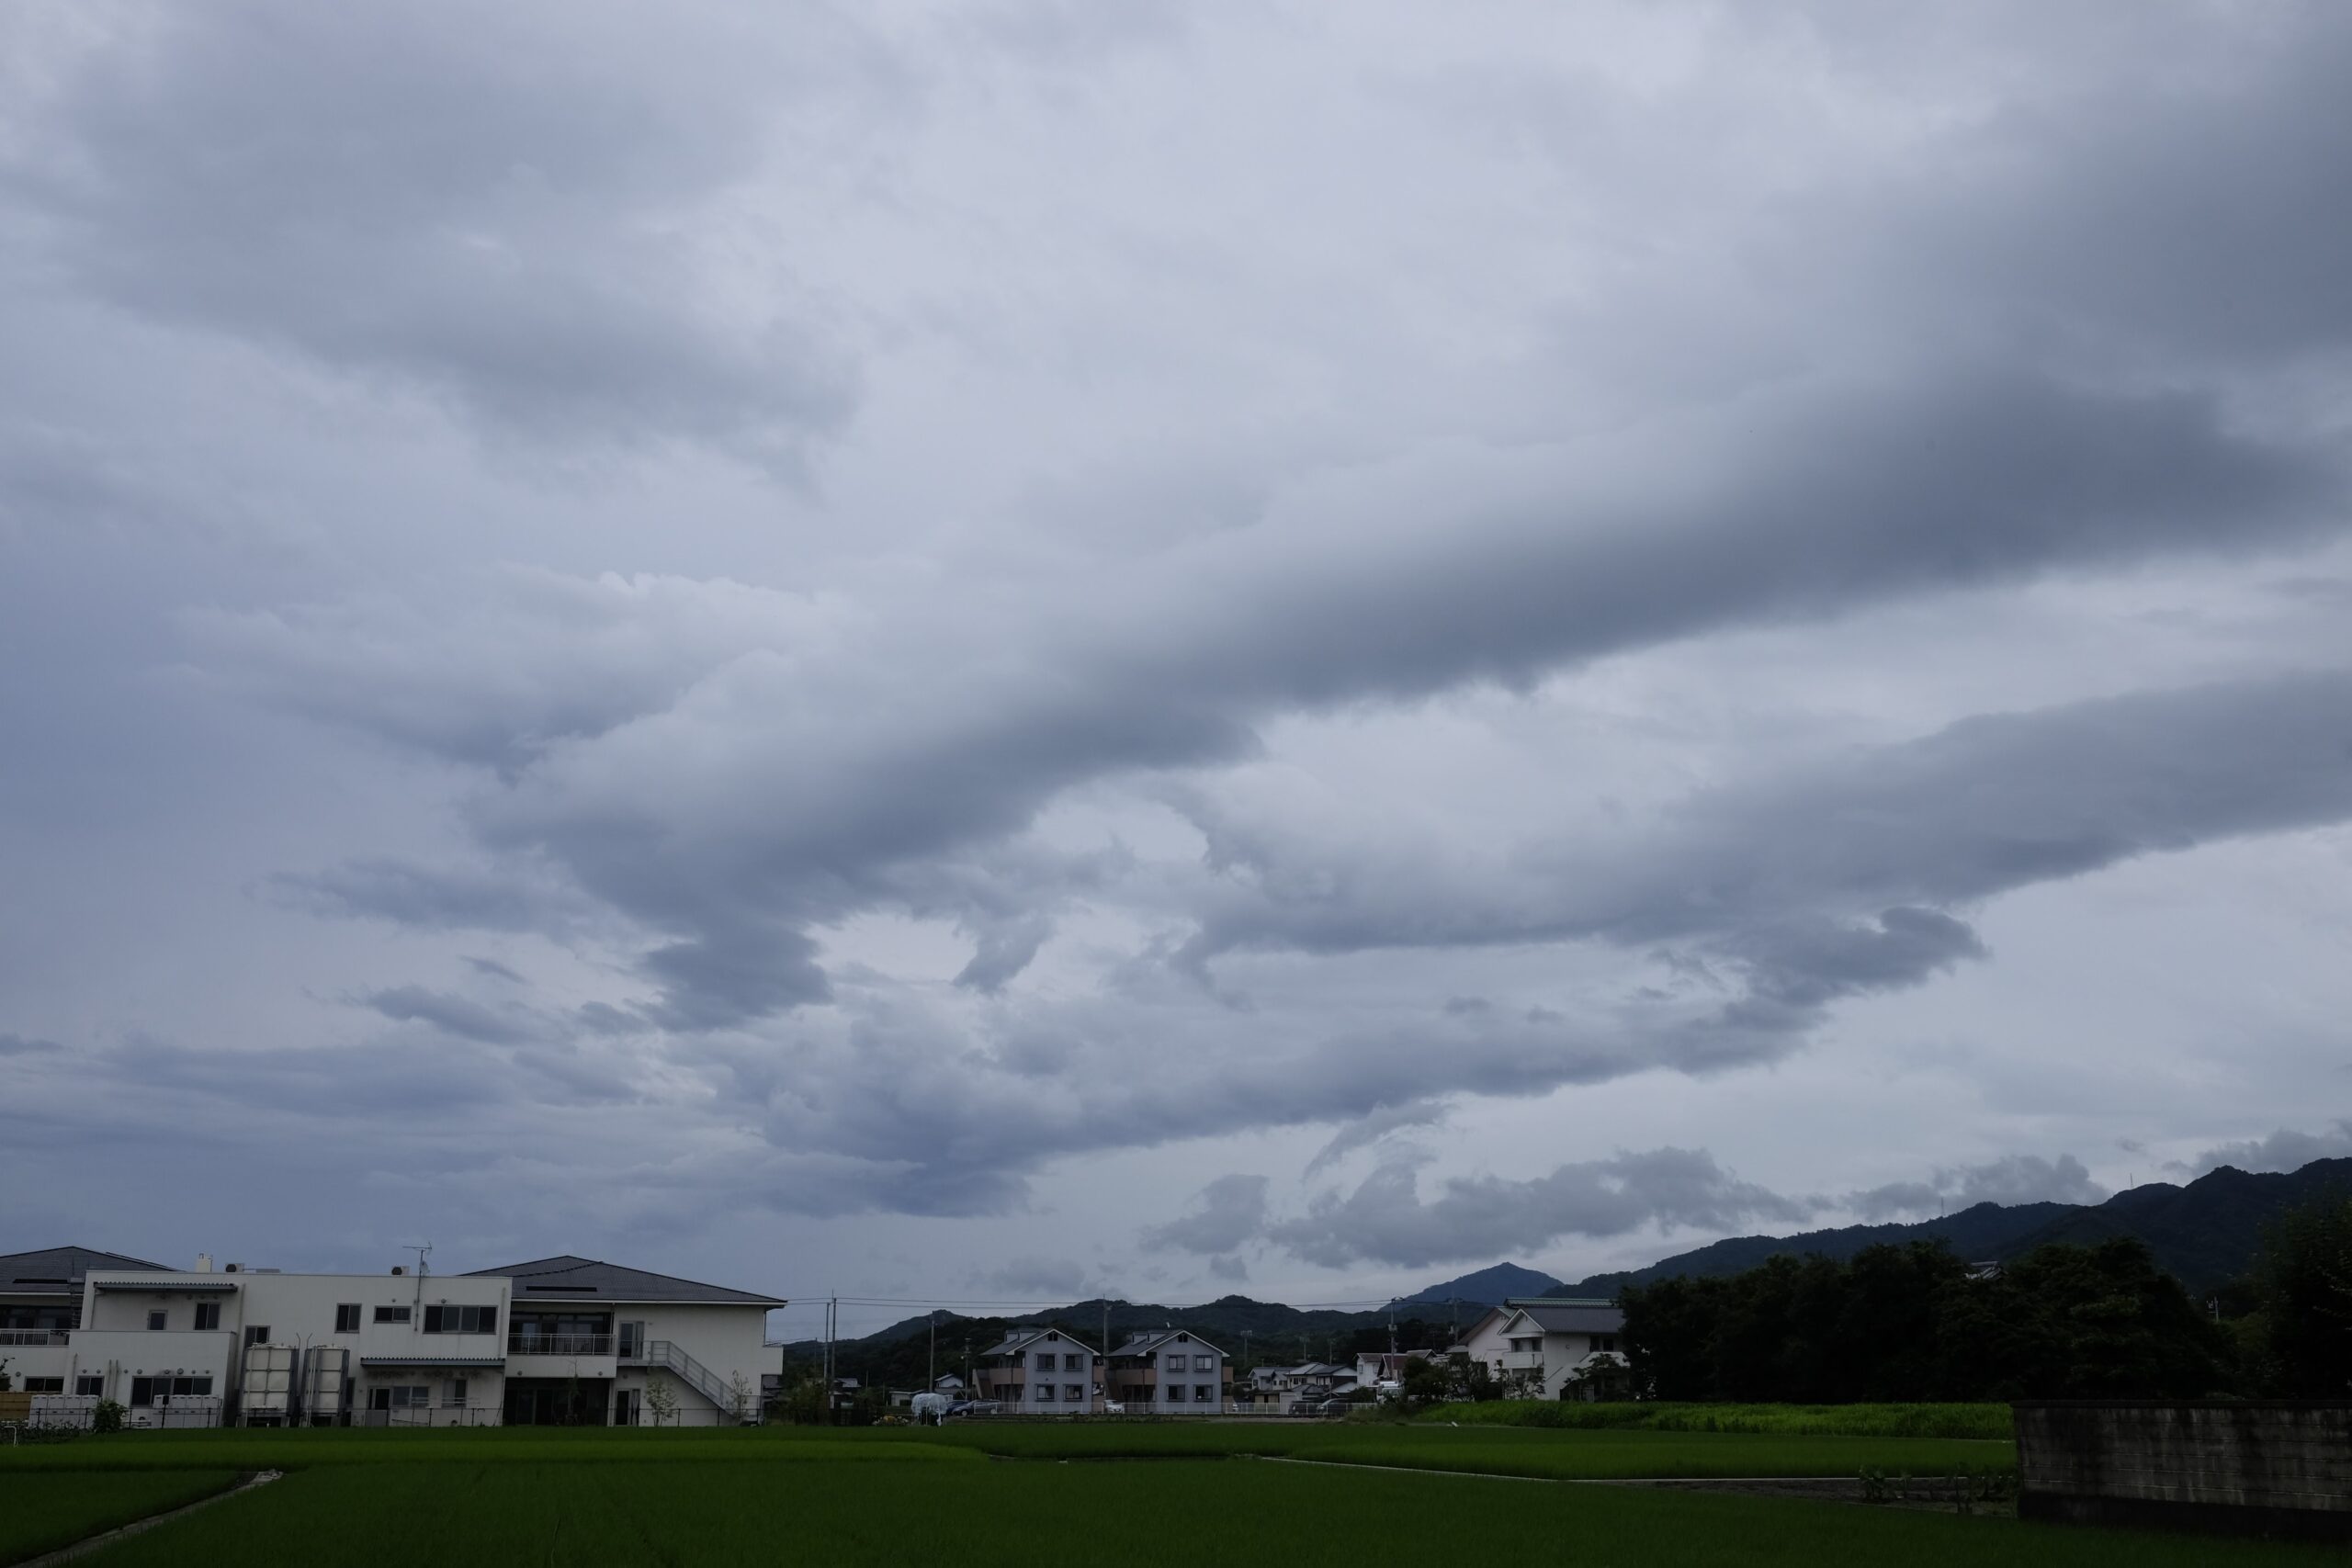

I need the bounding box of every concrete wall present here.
[2015,1401,2352,1542]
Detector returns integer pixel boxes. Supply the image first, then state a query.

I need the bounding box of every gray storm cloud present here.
[5,1,2352,1291]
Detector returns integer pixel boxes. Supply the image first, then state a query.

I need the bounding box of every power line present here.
[774,1293,1401,1311]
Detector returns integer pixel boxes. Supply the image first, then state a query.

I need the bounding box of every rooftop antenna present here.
[406,1243,431,1318]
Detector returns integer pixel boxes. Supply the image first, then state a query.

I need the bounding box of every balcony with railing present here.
[506,1332,613,1357]
[0,1328,71,1347]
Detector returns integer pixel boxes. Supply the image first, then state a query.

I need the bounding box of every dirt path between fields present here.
[16,1469,283,1566]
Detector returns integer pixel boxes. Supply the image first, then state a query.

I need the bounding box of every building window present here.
[1065,1384,1084,1404]
[21,1377,62,1393]
[194,1302,220,1331]
[335,1303,360,1333]
[1063,1353,1081,1371]
[245,1325,271,1346]
[450,1377,469,1406]
[1193,1355,1213,1371]
[1593,1336,1616,1354]
[166,1376,211,1398]
[424,1304,495,1335]
[368,1385,431,1410]
[146,1309,167,1331]
[373,1305,410,1324]
[1193,1382,1213,1404]
[1164,1383,1185,1402]
[129,1377,156,1406]
[1036,1382,1057,1401]
[75,1374,104,1397]
[1033,1352,1055,1373]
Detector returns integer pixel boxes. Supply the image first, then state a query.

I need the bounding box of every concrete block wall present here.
[2014,1401,2351,1542]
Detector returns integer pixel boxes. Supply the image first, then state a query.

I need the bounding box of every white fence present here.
[29,1394,224,1429]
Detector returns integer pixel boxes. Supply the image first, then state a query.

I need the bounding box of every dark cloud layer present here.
[4,2,2350,1293]
[1265,1149,1819,1270]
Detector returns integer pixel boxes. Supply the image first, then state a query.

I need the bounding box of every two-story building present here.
[1,1247,161,1401]
[973,1326,1100,1413]
[1453,1297,1625,1400]
[1103,1329,1231,1414]
[467,1255,783,1427]
[52,1256,508,1427]
[1,1245,783,1427]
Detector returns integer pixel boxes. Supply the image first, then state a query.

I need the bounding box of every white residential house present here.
[1453,1297,1626,1400]
[974,1326,1100,1413]
[0,1246,782,1428]
[1104,1329,1231,1414]
[1353,1350,1428,1394]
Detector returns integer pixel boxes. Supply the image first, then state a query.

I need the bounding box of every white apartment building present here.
[1103,1329,1232,1413]
[1453,1297,1626,1400]
[972,1326,1100,1413]
[0,1246,782,1428]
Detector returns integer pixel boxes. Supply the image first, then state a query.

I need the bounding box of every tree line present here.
[1618,1189,2350,1402]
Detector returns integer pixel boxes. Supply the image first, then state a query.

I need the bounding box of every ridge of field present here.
[0,1419,2011,1483]
[0,1431,977,1473]
[76,1459,2340,1568]
[1408,1401,2015,1438]
[0,1469,237,1565]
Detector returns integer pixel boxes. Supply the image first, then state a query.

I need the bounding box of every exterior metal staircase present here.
[641,1339,748,1422]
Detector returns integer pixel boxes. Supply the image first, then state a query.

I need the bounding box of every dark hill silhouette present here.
[1553,1156,2352,1298]
[1388,1260,1563,1309]
[775,1156,2352,1385]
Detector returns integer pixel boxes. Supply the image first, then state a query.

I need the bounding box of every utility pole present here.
[928,1314,936,1389]
[822,1297,837,1426]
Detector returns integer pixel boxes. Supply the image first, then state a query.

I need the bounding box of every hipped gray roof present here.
[468,1254,784,1305]
[1,1246,166,1295]
[1511,1301,1624,1335]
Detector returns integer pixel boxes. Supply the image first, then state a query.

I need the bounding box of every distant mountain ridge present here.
[779,1156,2350,1384]
[1388,1260,1563,1309]
[1552,1157,2352,1299]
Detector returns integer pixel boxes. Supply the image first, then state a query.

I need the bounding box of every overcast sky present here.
[5,1,2350,1338]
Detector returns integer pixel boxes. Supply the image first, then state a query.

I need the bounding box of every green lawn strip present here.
[85,1459,2338,1568]
[0,1470,239,1565]
[1410,1401,2016,1438]
[1,1422,2011,1483]
[849,1419,2018,1478]
[0,1434,976,1473]
[1274,1434,2010,1482]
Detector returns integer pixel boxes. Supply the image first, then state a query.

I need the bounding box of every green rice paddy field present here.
[0,1469,237,1564]
[1,1418,2336,1566]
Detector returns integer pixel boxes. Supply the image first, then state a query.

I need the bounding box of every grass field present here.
[1410,1400,2016,1438]
[0,1469,237,1565]
[0,1419,2008,1482]
[62,1457,2345,1568]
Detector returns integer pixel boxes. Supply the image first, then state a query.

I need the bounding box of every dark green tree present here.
[2252,1189,2352,1396]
